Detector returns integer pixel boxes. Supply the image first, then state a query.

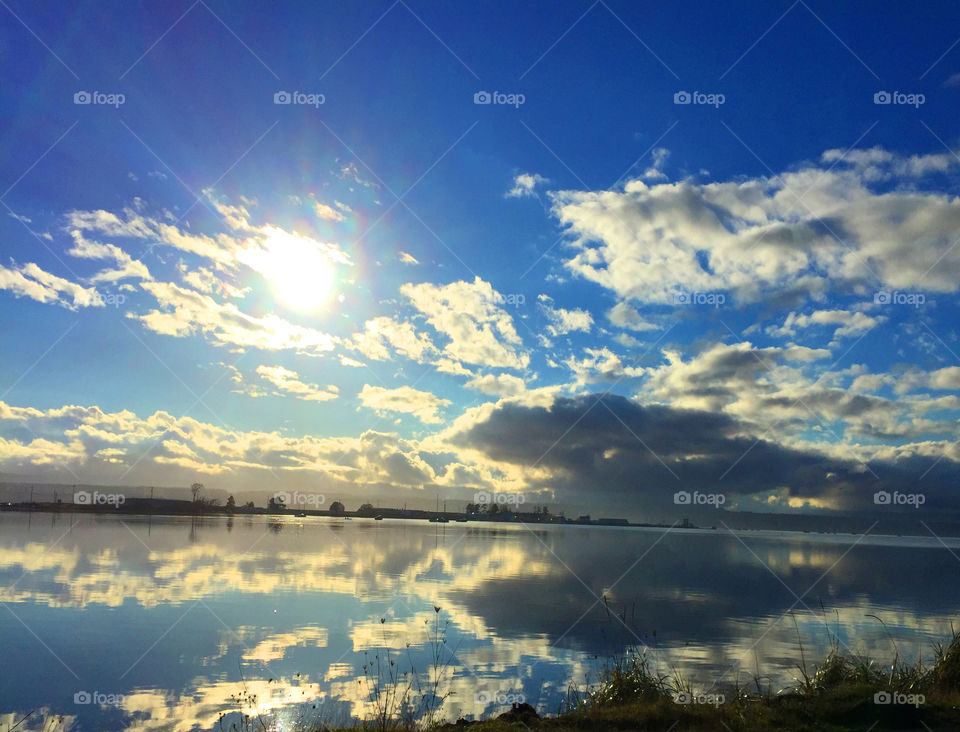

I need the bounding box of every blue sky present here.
[2,0,960,519]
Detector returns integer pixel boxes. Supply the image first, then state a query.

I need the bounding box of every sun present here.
[245,227,335,311]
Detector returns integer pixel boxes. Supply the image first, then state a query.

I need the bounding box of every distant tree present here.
[329,500,345,516]
[267,494,285,512]
[244,501,255,509]
[226,495,236,512]
[191,483,203,503]
[488,503,500,515]
[357,503,375,516]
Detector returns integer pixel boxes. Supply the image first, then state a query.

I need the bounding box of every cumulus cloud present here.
[549,146,960,304]
[506,172,548,198]
[401,277,529,370]
[357,385,451,424]
[766,308,886,343]
[538,294,593,336]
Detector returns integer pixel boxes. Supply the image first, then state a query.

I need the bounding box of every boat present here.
[294,512,307,518]
[374,515,383,520]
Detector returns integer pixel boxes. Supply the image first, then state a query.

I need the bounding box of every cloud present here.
[506,172,548,198]
[135,281,337,353]
[67,231,152,283]
[401,277,529,370]
[314,202,346,222]
[357,385,450,424]
[464,373,527,397]
[397,251,419,265]
[765,308,886,342]
[0,261,102,309]
[347,316,437,363]
[446,393,960,517]
[255,365,338,402]
[538,295,593,336]
[549,146,960,304]
[565,347,644,385]
[607,302,659,331]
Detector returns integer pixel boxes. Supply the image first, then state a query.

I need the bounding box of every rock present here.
[497,702,539,724]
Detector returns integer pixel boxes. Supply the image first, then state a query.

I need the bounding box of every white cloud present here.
[506,172,547,198]
[314,202,345,222]
[255,366,338,402]
[397,251,419,265]
[0,261,102,310]
[135,281,337,353]
[401,277,529,370]
[464,373,527,396]
[357,385,450,424]
[538,295,593,336]
[549,147,960,304]
[766,309,886,342]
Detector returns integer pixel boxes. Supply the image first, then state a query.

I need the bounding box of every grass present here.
[444,620,960,732]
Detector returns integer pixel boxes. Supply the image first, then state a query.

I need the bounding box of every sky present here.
[1,0,960,520]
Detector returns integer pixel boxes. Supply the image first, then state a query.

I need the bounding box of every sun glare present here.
[245,228,335,311]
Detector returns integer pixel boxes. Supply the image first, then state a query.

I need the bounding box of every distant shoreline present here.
[6,501,960,541]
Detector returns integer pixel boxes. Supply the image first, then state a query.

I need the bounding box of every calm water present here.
[1,511,959,730]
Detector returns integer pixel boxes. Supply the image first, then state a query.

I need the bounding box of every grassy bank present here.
[434,627,960,732]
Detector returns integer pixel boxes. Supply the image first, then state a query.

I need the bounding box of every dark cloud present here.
[453,394,960,518]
